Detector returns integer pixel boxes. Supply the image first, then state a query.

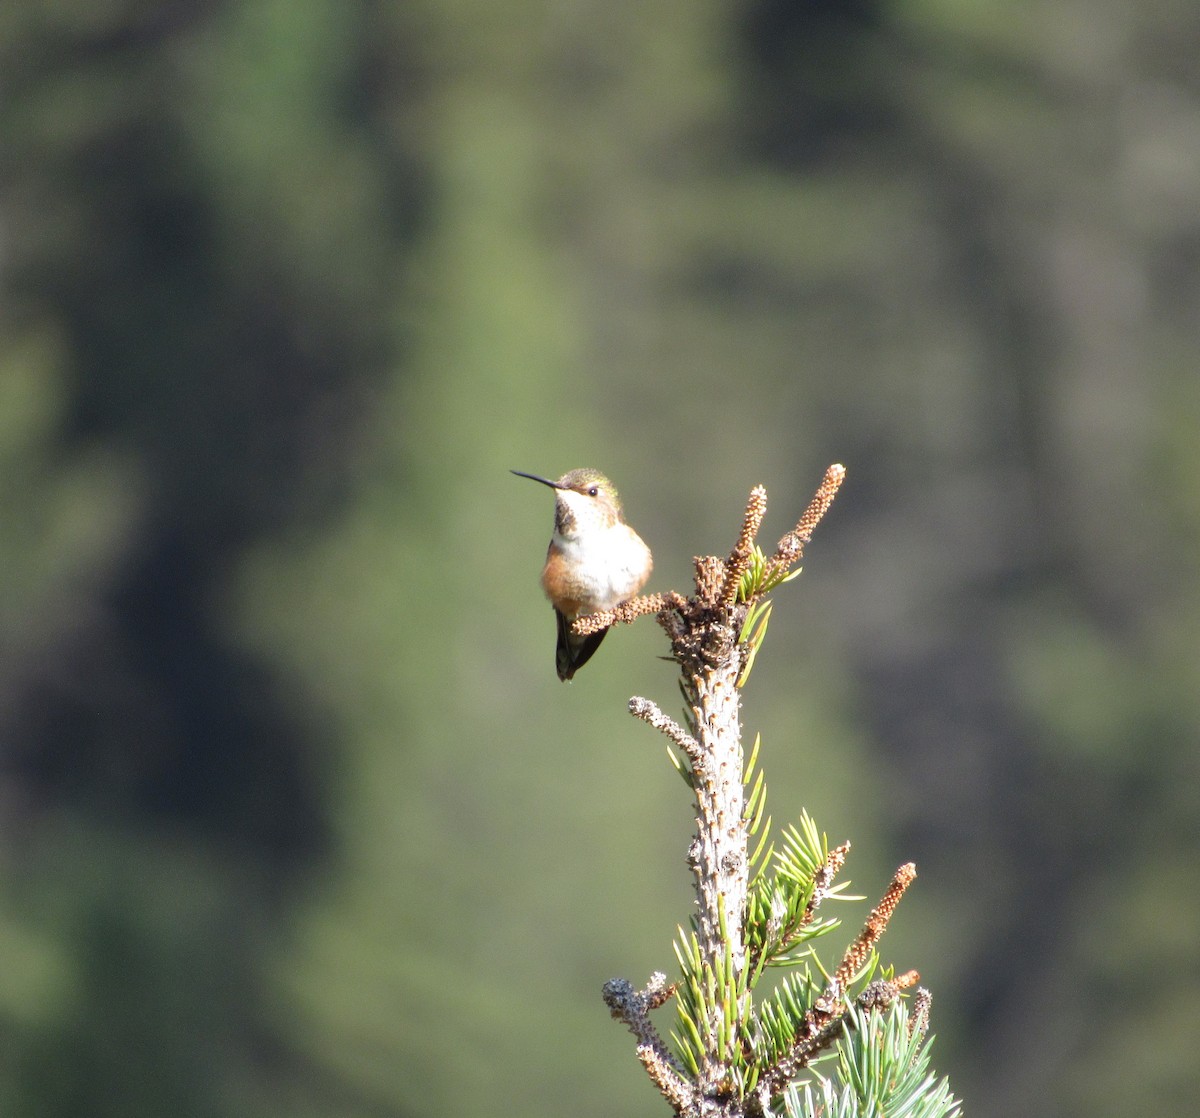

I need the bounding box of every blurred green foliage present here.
[1,0,1199,1116]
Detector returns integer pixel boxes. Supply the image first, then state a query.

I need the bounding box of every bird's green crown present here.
[557,468,622,515]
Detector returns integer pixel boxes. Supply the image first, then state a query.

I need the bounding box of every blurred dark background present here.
[1,1,1198,1115]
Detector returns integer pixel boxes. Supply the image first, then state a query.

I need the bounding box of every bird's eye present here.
[588,486,599,497]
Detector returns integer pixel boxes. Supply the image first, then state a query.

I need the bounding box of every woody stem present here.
[681,652,748,1092]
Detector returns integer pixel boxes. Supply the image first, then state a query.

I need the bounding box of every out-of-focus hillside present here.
[1,2,1198,1116]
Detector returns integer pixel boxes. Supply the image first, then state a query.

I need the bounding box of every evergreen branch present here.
[753,973,921,1111]
[753,978,850,1105]
[745,818,849,977]
[598,469,955,1118]
[777,1001,960,1118]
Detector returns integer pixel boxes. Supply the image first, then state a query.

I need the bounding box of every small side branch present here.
[629,697,703,770]
[603,976,694,1112]
[753,980,848,1106]
[802,840,851,927]
[720,485,769,607]
[572,591,689,637]
[764,464,845,583]
[834,863,916,989]
[751,866,920,1107]
[603,974,681,1064]
[637,1045,696,1114]
[908,987,933,1042]
[752,971,921,1110]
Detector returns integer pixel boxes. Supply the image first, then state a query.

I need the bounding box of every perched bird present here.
[512,468,653,681]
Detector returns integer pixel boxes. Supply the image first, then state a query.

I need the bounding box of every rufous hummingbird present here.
[512,468,653,681]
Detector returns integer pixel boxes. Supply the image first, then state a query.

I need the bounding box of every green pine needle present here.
[744,731,763,782]
[799,1003,961,1118]
[745,770,768,836]
[747,825,774,880]
[666,743,695,788]
[737,545,804,603]
[737,601,772,686]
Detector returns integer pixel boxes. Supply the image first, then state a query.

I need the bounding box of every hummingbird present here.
[512,468,653,681]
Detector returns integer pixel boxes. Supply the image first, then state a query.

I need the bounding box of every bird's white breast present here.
[550,527,651,611]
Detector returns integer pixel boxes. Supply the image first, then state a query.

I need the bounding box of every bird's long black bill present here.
[511,470,562,489]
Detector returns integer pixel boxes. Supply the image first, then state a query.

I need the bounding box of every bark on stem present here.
[681,656,748,1092]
